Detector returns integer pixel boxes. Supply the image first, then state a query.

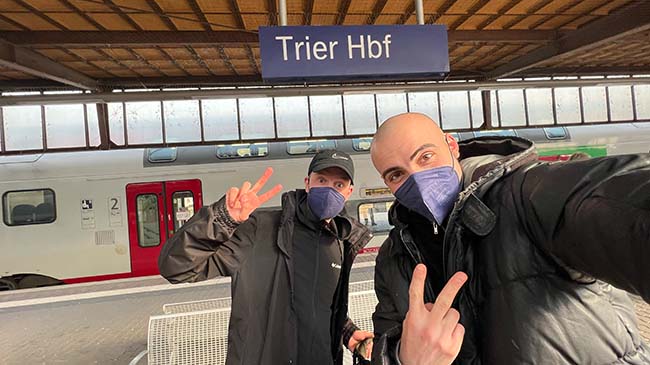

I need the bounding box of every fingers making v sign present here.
[399,264,468,365]
[225,167,283,222]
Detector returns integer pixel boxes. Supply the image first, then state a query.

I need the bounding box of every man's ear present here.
[345,185,354,200]
[446,133,461,159]
[304,176,310,192]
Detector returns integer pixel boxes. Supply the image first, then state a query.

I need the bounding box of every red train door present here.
[126,179,203,277]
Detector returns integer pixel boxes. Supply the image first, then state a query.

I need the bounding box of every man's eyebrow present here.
[381,143,437,179]
[409,143,437,161]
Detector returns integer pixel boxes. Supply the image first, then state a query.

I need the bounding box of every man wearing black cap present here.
[159,150,374,365]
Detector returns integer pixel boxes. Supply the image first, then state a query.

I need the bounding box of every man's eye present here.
[421,152,434,161]
[335,183,344,189]
[388,172,403,183]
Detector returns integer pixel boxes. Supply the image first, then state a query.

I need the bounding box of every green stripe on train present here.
[538,146,608,157]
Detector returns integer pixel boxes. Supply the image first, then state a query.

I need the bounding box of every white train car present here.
[1,123,649,290]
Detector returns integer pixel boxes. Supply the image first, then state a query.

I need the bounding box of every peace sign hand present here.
[399,264,468,365]
[225,167,283,223]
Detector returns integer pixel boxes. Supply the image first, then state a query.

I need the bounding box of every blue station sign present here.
[259,25,449,83]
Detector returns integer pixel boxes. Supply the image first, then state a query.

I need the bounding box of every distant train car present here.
[1,123,649,290]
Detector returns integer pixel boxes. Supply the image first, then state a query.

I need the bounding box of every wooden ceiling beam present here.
[0,40,99,90]
[58,47,120,78]
[0,13,29,30]
[337,0,352,25]
[448,0,492,30]
[476,0,520,30]
[484,1,650,80]
[103,0,142,30]
[304,0,315,25]
[267,0,278,26]
[186,46,217,76]
[59,0,107,30]
[500,0,556,29]
[228,0,246,29]
[1,30,559,47]
[95,48,145,78]
[146,0,178,30]
[156,46,192,76]
[188,0,212,31]
[397,3,415,25]
[14,0,67,30]
[429,0,457,24]
[216,45,239,76]
[367,0,388,25]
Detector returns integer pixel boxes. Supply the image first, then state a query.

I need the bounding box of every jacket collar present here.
[278,189,373,257]
[387,136,537,256]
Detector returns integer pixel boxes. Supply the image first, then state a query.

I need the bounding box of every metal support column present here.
[415,0,424,25]
[279,0,287,26]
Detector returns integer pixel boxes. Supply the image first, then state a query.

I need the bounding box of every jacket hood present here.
[388,136,537,230]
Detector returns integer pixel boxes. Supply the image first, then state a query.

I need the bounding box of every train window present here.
[543,127,567,140]
[171,191,194,233]
[148,148,177,163]
[358,200,394,233]
[216,143,269,159]
[473,130,517,138]
[3,189,56,226]
[287,140,336,155]
[352,138,373,151]
[136,194,160,247]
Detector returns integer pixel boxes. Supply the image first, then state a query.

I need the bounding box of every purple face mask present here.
[307,186,346,220]
[394,165,461,224]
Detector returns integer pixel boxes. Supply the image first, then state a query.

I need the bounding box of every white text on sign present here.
[274,34,392,61]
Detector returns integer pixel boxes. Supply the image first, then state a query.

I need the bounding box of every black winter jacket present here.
[372,137,650,364]
[159,189,373,365]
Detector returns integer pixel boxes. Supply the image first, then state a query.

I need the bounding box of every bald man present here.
[369,113,650,365]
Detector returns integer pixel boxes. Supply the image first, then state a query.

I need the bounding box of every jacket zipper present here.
[433,222,439,235]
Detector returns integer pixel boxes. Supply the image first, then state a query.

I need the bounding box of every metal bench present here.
[163,297,232,315]
[148,308,231,365]
[149,285,378,365]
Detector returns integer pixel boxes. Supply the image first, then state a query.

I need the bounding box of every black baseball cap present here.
[308,149,354,184]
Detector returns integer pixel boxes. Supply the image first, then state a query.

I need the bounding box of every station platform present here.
[1,252,649,365]
[0,254,376,365]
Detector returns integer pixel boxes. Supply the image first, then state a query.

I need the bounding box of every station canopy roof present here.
[0,0,649,91]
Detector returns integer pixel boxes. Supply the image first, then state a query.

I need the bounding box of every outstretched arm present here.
[519,155,650,301]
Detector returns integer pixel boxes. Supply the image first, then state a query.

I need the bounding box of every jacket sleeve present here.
[371,238,404,365]
[341,317,360,350]
[158,196,257,283]
[519,154,650,301]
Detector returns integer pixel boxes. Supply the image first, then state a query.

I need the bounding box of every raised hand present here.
[225,167,283,222]
[399,264,468,365]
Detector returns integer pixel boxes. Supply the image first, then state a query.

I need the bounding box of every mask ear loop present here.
[446,134,456,172]
[446,135,463,189]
